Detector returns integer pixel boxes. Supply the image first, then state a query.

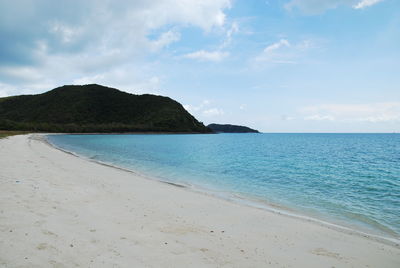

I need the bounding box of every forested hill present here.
[0,84,211,133]
[207,124,259,133]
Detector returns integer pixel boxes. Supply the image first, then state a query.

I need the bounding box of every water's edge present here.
[35,134,400,248]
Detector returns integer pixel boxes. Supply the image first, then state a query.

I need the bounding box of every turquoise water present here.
[47,133,400,239]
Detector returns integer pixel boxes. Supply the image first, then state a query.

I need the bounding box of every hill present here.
[0,84,211,133]
[207,124,259,133]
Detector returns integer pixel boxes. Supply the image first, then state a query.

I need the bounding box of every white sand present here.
[0,134,399,268]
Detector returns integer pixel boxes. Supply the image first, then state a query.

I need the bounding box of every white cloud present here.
[353,0,384,9]
[301,102,400,122]
[220,21,239,48]
[184,50,229,62]
[226,22,239,40]
[0,0,231,95]
[183,104,192,111]
[184,20,237,63]
[254,38,317,65]
[285,0,384,14]
[264,39,291,53]
[184,100,224,118]
[0,66,45,83]
[184,100,211,112]
[50,22,83,44]
[72,66,163,94]
[150,30,181,51]
[202,108,225,116]
[0,81,56,97]
[304,115,336,121]
[255,39,294,64]
[0,83,16,97]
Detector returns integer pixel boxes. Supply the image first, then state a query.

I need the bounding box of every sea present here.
[47,133,400,241]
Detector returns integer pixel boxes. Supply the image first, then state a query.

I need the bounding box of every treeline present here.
[0,119,207,133]
[0,84,211,133]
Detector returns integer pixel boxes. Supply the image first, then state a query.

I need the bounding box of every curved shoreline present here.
[2,133,399,267]
[41,134,400,249]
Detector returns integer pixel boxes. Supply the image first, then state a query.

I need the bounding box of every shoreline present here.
[0,131,215,136]
[1,134,399,267]
[42,134,400,248]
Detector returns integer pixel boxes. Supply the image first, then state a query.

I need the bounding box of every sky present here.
[0,0,399,132]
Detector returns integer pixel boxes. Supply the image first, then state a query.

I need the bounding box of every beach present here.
[0,134,399,267]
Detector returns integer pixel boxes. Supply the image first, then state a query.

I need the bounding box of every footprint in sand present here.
[42,229,57,237]
[311,248,343,260]
[37,243,48,250]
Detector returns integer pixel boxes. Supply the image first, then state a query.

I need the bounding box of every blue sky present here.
[0,0,399,132]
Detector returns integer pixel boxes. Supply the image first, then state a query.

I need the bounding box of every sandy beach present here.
[0,134,399,267]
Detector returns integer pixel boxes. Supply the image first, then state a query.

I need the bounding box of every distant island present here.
[207,123,259,133]
[0,84,211,133]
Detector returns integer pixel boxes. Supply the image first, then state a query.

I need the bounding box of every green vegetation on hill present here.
[0,84,211,133]
[207,123,259,133]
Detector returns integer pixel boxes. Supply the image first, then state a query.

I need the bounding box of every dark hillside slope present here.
[0,84,211,133]
[208,123,259,133]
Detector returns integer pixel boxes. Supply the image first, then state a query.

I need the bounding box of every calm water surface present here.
[47,133,400,239]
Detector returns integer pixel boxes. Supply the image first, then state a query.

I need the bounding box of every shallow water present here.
[47,133,400,239]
